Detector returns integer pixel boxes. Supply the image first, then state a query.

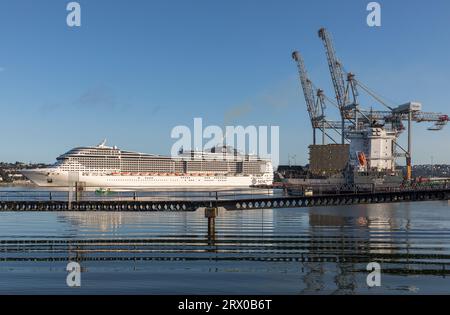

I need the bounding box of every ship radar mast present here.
[97,139,107,148]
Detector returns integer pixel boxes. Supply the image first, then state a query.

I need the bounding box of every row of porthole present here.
[0,203,70,211]
[0,203,191,211]
[75,203,190,211]
[234,199,303,209]
[231,194,420,209]
[104,178,228,181]
[232,197,369,209]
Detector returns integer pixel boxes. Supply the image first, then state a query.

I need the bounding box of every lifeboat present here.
[357,152,367,167]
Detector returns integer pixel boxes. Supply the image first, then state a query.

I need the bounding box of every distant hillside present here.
[397,164,450,178]
[0,162,51,183]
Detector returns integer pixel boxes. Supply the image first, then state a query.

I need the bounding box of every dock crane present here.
[317,28,358,144]
[292,50,348,144]
[317,27,449,181]
[292,50,325,145]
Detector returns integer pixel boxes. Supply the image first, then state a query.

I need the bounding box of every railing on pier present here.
[0,188,279,202]
[0,187,449,211]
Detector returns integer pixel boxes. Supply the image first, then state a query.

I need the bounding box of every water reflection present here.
[0,201,449,294]
[61,212,125,233]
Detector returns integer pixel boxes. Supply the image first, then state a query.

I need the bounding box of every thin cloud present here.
[74,86,118,109]
[151,105,161,115]
[223,76,299,125]
[38,86,132,114]
[224,103,253,125]
[39,102,63,113]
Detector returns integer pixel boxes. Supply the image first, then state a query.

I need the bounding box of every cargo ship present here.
[282,125,404,190]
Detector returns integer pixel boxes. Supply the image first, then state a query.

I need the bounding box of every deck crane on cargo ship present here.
[317,27,449,181]
[291,50,351,145]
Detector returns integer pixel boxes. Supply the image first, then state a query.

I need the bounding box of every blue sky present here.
[0,0,450,165]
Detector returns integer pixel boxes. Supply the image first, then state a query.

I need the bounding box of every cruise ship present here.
[21,140,274,189]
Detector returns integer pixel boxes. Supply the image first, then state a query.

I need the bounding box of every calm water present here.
[0,200,449,294]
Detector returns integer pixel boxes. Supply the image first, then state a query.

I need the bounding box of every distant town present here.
[1,161,450,185]
[0,162,50,184]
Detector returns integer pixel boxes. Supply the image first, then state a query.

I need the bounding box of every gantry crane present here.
[292,50,350,144]
[317,28,357,144]
[292,50,325,144]
[316,27,449,180]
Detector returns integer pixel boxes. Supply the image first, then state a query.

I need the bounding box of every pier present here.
[0,187,449,211]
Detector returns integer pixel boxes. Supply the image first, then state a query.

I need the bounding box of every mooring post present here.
[75,182,79,203]
[68,187,72,210]
[75,181,85,202]
[445,191,450,201]
[205,206,218,243]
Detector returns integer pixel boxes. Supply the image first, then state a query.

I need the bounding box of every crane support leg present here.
[313,128,316,145]
[406,111,412,181]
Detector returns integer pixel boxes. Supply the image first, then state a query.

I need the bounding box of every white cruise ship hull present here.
[20,143,274,189]
[21,169,273,189]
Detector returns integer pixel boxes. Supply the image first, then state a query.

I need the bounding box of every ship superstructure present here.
[346,126,396,173]
[21,141,273,188]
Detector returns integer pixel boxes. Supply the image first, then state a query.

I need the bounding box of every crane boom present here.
[318,28,347,111]
[318,28,348,143]
[292,51,325,144]
[292,51,322,123]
